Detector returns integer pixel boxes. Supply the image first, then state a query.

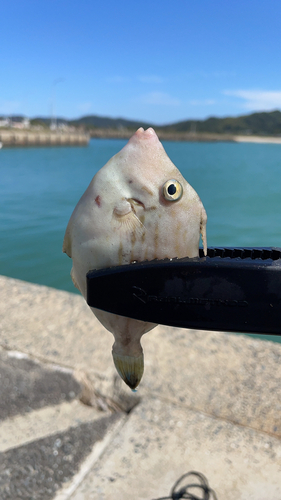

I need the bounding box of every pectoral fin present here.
[62,222,72,257]
[70,267,80,291]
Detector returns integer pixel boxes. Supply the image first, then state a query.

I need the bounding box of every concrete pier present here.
[0,275,280,499]
[0,130,90,148]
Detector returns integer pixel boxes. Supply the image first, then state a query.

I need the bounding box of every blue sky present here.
[1,0,281,124]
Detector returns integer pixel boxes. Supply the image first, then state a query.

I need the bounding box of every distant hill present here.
[68,115,153,130]
[162,110,281,135]
[29,115,153,131]
[11,110,281,136]
[30,117,68,127]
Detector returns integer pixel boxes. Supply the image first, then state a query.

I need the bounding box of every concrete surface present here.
[0,130,89,147]
[0,349,80,421]
[71,398,281,500]
[0,275,281,499]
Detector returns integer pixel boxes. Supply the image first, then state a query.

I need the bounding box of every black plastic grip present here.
[86,247,281,335]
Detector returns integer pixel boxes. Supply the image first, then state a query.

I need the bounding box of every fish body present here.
[63,127,207,389]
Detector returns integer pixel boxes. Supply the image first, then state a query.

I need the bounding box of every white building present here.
[0,118,11,127]
[11,117,30,129]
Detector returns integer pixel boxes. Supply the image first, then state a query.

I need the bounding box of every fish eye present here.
[162,179,183,202]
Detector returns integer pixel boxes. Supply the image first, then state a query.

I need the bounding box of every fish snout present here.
[128,127,160,146]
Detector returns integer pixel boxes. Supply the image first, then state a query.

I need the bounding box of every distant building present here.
[50,122,76,132]
[0,117,11,127]
[11,117,30,129]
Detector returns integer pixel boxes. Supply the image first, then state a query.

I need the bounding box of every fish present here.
[63,127,207,389]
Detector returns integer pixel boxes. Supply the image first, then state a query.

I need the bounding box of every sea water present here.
[1,139,281,341]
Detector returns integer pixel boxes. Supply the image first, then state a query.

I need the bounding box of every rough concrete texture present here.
[0,349,80,420]
[0,399,114,453]
[0,413,121,500]
[71,398,281,500]
[140,327,281,436]
[0,275,281,499]
[1,275,281,436]
[0,275,113,372]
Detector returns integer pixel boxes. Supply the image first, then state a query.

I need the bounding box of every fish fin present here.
[200,206,207,256]
[62,223,72,257]
[114,211,144,235]
[112,351,144,389]
[70,267,80,291]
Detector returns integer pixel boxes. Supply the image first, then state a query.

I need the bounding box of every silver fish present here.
[63,127,207,389]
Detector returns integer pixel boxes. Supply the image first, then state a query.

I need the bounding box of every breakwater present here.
[89,128,236,142]
[2,129,280,147]
[89,129,281,143]
[0,130,90,147]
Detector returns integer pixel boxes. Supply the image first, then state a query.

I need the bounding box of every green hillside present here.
[16,110,281,136]
[162,110,281,135]
[69,115,152,130]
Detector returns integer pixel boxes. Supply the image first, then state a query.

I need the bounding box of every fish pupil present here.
[168,184,177,195]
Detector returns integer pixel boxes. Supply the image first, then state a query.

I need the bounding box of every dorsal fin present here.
[62,222,72,257]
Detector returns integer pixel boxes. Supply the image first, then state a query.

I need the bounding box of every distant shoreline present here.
[234,135,281,144]
[89,128,281,144]
[1,128,281,147]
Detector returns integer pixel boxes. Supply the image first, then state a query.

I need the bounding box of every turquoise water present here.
[1,139,281,341]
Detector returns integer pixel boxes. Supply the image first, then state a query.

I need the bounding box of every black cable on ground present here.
[151,471,218,500]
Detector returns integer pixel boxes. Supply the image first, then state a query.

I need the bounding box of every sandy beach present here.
[234,135,281,144]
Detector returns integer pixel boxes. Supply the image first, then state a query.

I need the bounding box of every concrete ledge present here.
[0,400,110,453]
[1,275,280,436]
[0,275,281,498]
[70,398,281,500]
[0,130,90,147]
